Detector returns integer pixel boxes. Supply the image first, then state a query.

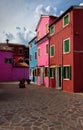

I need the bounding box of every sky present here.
[0,0,83,45]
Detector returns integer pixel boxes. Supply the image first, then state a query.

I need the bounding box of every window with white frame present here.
[50,25,54,35]
[63,14,70,27]
[63,38,70,54]
[50,45,55,57]
[50,68,55,77]
[62,66,71,80]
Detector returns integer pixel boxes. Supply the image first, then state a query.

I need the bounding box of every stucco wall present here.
[0,51,29,82]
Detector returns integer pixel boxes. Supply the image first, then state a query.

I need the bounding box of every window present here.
[38,48,40,57]
[5,58,12,64]
[62,66,71,79]
[18,57,23,63]
[30,55,32,61]
[35,52,37,60]
[63,14,69,26]
[50,45,54,57]
[46,44,49,54]
[44,67,48,77]
[37,31,40,40]
[63,38,70,54]
[46,23,49,34]
[18,47,23,54]
[50,68,55,77]
[36,68,40,76]
[50,25,54,35]
[30,43,32,48]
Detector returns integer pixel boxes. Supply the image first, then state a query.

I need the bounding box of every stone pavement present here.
[0,82,83,130]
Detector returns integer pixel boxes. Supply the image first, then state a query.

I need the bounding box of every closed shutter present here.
[51,46,54,56]
[64,15,69,25]
[64,39,69,53]
[68,66,71,79]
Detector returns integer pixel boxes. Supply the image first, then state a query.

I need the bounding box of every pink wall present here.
[38,40,49,66]
[36,16,49,39]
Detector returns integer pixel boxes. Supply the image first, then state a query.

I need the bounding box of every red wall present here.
[50,10,74,92]
[73,9,83,92]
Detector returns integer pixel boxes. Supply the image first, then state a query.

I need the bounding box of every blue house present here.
[29,36,37,83]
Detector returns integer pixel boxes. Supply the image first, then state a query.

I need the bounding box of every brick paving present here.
[0,82,83,130]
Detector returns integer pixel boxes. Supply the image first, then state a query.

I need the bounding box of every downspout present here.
[48,33,50,88]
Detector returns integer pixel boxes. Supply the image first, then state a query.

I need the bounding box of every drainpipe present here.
[62,38,63,90]
[48,33,50,88]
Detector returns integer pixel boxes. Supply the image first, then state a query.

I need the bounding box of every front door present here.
[56,67,62,88]
[40,67,44,85]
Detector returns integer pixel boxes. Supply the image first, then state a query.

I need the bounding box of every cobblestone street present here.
[0,82,83,130]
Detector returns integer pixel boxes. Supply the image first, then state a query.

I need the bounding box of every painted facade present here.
[8,42,29,66]
[29,37,37,83]
[0,45,29,82]
[49,6,83,92]
[35,15,56,87]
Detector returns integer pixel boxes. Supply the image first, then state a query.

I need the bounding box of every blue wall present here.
[29,37,37,83]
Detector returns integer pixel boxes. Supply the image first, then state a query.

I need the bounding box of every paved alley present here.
[0,82,83,130]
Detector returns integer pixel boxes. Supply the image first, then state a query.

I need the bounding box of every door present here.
[56,67,62,88]
[40,67,44,85]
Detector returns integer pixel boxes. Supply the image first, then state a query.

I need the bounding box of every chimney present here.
[6,39,9,45]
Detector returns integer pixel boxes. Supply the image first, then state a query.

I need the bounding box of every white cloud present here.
[34,4,57,21]
[3,27,35,45]
[79,3,83,6]
[60,10,64,15]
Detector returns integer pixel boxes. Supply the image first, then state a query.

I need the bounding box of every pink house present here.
[35,15,56,87]
[0,46,29,82]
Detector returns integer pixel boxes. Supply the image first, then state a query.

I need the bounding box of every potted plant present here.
[19,78,26,88]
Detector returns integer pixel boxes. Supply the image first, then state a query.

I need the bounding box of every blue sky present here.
[0,0,83,45]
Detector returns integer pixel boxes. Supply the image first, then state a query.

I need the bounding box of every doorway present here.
[40,67,44,85]
[56,67,62,88]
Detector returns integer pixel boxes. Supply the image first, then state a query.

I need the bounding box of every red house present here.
[49,6,83,92]
[5,40,29,66]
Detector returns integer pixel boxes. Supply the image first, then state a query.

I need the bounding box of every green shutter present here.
[64,15,69,25]
[68,66,71,79]
[50,26,54,34]
[51,46,54,56]
[62,67,65,79]
[64,39,69,53]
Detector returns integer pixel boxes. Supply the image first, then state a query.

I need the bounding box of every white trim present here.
[63,38,70,54]
[63,13,70,28]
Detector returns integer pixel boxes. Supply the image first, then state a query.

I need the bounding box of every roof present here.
[35,14,56,31]
[15,62,28,68]
[28,36,37,44]
[50,5,83,27]
[0,44,13,52]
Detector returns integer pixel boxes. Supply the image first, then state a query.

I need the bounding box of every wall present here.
[73,9,83,92]
[0,51,29,82]
[50,10,74,92]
